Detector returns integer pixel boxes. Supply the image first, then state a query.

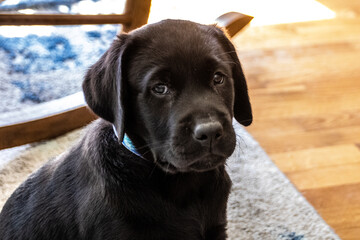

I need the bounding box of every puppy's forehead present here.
[130,19,224,60]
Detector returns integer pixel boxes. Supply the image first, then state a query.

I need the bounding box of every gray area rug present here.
[0,122,339,239]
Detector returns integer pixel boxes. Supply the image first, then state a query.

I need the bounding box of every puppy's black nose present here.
[193,122,223,146]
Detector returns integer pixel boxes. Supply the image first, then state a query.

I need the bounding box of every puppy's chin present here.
[154,154,227,174]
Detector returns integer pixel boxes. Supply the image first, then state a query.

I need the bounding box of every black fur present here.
[0,19,252,240]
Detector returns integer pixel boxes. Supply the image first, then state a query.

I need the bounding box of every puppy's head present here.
[83,19,252,173]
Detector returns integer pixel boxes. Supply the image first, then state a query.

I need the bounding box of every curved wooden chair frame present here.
[0,5,253,149]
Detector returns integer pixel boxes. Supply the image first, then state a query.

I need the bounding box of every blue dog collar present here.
[112,124,143,158]
[122,134,143,157]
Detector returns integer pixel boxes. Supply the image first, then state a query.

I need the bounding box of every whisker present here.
[214,50,238,57]
[235,132,248,158]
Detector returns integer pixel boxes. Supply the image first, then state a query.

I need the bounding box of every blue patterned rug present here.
[0,24,117,112]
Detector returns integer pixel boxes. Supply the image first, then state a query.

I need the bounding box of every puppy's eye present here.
[152,84,170,95]
[213,73,225,85]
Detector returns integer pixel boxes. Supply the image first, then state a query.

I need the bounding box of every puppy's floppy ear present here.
[82,34,130,141]
[213,27,252,126]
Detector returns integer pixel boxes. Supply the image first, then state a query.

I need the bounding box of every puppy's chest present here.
[158,168,231,210]
[126,172,230,236]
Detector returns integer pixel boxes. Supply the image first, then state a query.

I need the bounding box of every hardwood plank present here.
[249,97,360,121]
[248,110,360,137]
[271,144,360,173]
[233,18,360,51]
[294,111,360,131]
[287,163,360,190]
[302,183,360,239]
[249,125,360,154]
[336,228,360,240]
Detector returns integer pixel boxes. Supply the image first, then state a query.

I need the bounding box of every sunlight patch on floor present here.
[149,0,336,26]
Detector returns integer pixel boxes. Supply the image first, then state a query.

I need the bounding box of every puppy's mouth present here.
[155,154,226,173]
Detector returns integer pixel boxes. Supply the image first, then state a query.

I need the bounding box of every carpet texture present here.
[0,122,340,239]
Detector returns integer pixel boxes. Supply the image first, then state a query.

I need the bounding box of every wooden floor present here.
[232,1,360,239]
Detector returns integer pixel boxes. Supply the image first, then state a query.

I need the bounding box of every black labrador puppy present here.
[0,19,252,240]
